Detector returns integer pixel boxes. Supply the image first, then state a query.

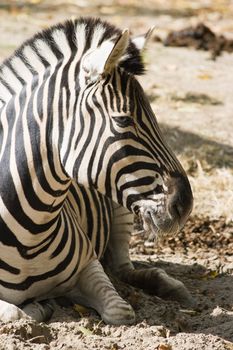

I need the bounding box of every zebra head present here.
[63,19,193,238]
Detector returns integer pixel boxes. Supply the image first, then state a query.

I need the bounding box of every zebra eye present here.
[112,116,134,128]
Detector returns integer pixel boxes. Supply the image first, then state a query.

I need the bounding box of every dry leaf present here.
[179,309,199,316]
[224,342,233,350]
[158,344,172,350]
[29,0,43,3]
[77,326,93,336]
[200,270,219,280]
[197,74,213,80]
[73,303,90,316]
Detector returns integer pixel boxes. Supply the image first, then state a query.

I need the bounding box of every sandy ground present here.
[0,1,232,349]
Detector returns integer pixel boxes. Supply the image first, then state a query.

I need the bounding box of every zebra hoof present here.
[22,300,55,322]
[0,300,30,322]
[158,278,196,308]
[143,268,195,308]
[102,303,135,325]
[168,285,197,309]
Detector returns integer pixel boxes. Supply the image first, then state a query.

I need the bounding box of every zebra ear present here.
[131,26,155,51]
[104,29,129,74]
[80,29,129,86]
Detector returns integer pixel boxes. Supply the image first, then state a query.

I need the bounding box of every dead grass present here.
[181,157,233,222]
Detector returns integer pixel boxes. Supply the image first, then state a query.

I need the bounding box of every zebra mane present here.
[0,17,145,106]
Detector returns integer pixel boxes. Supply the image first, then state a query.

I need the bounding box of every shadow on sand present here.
[130,259,233,343]
[161,123,233,171]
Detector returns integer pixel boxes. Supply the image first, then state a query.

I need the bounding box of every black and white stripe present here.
[0,17,192,322]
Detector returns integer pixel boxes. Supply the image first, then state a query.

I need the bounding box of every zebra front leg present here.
[105,204,195,308]
[66,259,135,325]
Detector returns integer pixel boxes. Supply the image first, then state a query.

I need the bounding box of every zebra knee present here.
[72,260,136,325]
[102,300,135,325]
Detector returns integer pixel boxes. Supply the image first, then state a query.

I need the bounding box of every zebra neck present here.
[0,109,71,237]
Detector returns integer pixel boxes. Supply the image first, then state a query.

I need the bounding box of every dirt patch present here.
[0,217,232,350]
[170,92,222,106]
[163,23,233,59]
[0,320,53,349]
[131,216,233,271]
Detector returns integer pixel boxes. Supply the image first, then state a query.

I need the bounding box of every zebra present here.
[0,17,194,325]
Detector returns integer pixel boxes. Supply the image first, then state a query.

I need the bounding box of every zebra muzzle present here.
[133,203,161,239]
[132,199,180,240]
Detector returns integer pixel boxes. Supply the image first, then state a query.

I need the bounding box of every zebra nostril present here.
[168,197,192,229]
[132,205,140,215]
[168,200,184,222]
[167,173,193,227]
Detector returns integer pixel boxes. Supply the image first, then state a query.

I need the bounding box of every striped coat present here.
[0,18,193,324]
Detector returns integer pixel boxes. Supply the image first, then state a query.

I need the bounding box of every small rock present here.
[211,306,224,317]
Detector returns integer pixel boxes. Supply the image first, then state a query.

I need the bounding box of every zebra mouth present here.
[133,207,160,240]
[133,203,179,240]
